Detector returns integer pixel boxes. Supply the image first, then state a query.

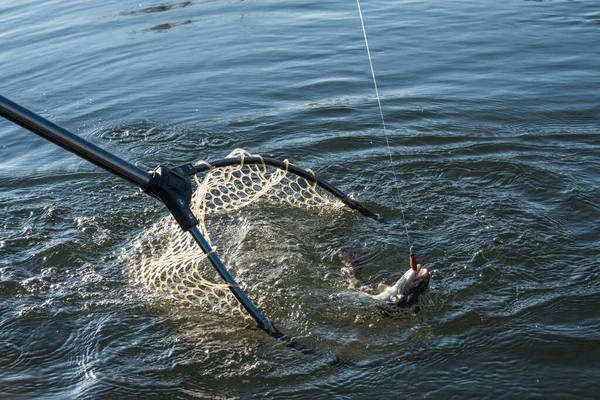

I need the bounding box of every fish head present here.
[389,264,430,307]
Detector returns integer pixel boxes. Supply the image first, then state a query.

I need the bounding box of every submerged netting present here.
[127,149,345,316]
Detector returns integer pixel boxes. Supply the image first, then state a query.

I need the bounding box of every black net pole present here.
[189,226,271,330]
[0,95,313,354]
[189,227,313,354]
[0,95,150,189]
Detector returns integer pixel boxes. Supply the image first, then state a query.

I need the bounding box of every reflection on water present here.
[119,1,201,32]
[120,1,193,16]
[147,19,196,32]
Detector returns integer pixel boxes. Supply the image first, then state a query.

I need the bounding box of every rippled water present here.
[1,0,599,398]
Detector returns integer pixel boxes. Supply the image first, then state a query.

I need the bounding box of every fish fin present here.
[377,284,389,293]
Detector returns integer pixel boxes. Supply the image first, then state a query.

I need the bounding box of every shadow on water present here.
[119,1,234,33]
[146,19,196,32]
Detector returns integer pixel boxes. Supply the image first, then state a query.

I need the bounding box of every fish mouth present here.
[392,266,430,307]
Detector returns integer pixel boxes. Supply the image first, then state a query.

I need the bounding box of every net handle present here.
[191,156,382,221]
[188,226,313,355]
[0,96,313,354]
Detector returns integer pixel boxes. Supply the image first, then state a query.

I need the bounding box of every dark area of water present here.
[1,0,599,398]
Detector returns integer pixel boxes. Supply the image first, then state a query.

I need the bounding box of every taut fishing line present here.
[355,0,413,252]
[1,1,423,350]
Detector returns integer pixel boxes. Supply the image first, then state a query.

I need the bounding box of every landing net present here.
[127,149,344,316]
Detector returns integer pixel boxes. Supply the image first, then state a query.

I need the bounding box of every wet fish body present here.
[373,264,430,308]
[337,249,430,308]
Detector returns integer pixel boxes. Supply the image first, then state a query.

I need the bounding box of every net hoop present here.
[128,149,378,316]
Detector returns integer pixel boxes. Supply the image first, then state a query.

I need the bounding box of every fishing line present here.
[355,0,413,252]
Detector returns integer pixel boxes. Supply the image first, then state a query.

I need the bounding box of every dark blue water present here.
[1,0,599,398]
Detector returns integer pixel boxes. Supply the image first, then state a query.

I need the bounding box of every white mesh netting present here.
[127,149,344,316]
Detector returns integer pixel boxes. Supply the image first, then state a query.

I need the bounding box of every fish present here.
[338,250,430,308]
[373,261,430,307]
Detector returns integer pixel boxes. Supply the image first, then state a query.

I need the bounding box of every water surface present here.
[1,0,599,398]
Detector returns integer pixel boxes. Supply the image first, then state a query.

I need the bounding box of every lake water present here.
[1,0,599,398]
